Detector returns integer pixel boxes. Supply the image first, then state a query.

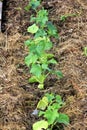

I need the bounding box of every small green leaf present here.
[51,103,62,110]
[29,75,46,84]
[48,58,57,64]
[42,63,49,70]
[27,24,39,34]
[44,38,53,50]
[37,75,46,83]
[56,95,63,104]
[25,4,30,11]
[37,96,48,110]
[36,41,45,55]
[57,113,69,125]
[84,47,87,56]
[25,54,38,66]
[55,70,63,78]
[35,29,47,38]
[30,0,40,10]
[33,120,48,130]
[39,110,45,116]
[47,21,58,38]
[29,76,39,83]
[45,93,55,103]
[30,64,42,77]
[24,40,31,46]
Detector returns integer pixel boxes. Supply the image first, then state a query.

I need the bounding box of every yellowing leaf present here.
[33,120,48,130]
[38,84,44,89]
[27,24,39,34]
[37,96,48,110]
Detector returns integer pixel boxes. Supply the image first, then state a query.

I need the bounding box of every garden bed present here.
[0,0,87,130]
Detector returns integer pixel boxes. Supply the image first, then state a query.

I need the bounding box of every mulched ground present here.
[0,0,87,130]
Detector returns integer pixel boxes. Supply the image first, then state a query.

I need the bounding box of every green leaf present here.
[25,53,38,66]
[29,75,46,84]
[46,53,54,58]
[30,0,40,10]
[39,110,45,116]
[37,96,48,110]
[30,15,36,22]
[24,40,31,46]
[47,21,58,38]
[55,95,63,104]
[36,9,48,27]
[33,120,48,130]
[42,63,49,70]
[48,58,57,64]
[38,84,44,89]
[37,75,46,83]
[36,41,45,55]
[25,4,30,11]
[84,47,87,56]
[57,113,69,125]
[27,24,39,34]
[51,103,62,110]
[30,64,42,77]
[44,109,59,125]
[29,76,39,83]
[55,70,63,78]
[45,93,55,103]
[35,29,47,38]
[44,38,53,50]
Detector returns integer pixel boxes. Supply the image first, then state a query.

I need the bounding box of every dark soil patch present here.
[0,0,87,130]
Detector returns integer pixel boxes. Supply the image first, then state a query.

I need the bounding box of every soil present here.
[0,0,87,130]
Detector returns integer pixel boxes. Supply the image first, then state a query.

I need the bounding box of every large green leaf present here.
[44,109,59,125]
[33,120,48,130]
[27,24,39,34]
[57,113,69,125]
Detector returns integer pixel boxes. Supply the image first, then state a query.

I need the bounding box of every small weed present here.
[83,47,87,56]
[33,93,69,130]
[60,13,77,22]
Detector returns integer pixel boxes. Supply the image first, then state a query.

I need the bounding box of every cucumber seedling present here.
[25,0,63,89]
[33,93,69,130]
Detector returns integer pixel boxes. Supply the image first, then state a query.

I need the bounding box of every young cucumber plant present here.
[25,0,63,89]
[33,93,69,130]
